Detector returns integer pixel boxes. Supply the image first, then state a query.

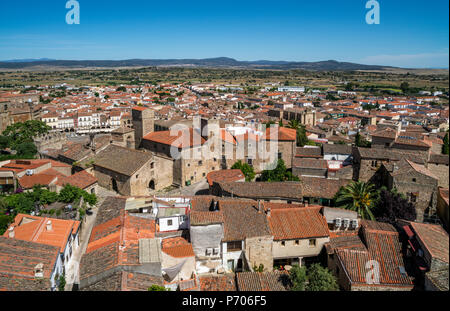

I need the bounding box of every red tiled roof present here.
[206,169,245,186]
[18,173,58,189]
[143,128,206,148]
[410,222,449,264]
[267,206,329,240]
[190,211,224,225]
[162,239,195,258]
[264,127,296,141]
[57,170,97,189]
[199,274,236,291]
[5,214,80,253]
[236,271,290,291]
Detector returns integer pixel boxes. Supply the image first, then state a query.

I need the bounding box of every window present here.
[198,160,203,165]
[295,240,300,245]
[278,152,282,159]
[247,158,253,166]
[227,241,242,252]
[409,192,418,203]
[202,172,206,177]
[412,178,416,182]
[281,241,286,247]
[167,219,173,226]
[150,162,154,169]
[309,239,316,247]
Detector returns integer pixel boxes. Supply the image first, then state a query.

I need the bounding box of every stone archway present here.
[112,178,119,192]
[149,180,155,190]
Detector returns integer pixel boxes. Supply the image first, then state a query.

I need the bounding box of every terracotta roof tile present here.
[267,206,329,240]
[236,271,290,291]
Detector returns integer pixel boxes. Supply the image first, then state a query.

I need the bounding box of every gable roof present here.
[4,214,80,253]
[206,169,245,186]
[295,147,322,158]
[142,128,206,148]
[80,271,163,291]
[267,206,329,240]
[410,222,449,264]
[0,236,59,291]
[334,220,414,288]
[199,274,236,291]
[300,177,350,199]
[236,271,290,291]
[219,200,272,242]
[391,159,438,180]
[323,143,353,155]
[93,145,153,176]
[216,182,303,200]
[81,211,156,283]
[56,170,97,189]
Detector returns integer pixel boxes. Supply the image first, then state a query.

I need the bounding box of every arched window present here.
[149,180,155,190]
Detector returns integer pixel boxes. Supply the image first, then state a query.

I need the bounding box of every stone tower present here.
[132,107,154,149]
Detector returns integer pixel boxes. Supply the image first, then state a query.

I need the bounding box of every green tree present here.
[289,264,338,291]
[0,135,10,149]
[289,265,308,291]
[306,264,339,291]
[2,120,50,148]
[261,159,299,182]
[442,132,449,155]
[400,82,410,94]
[15,142,38,157]
[231,160,255,182]
[58,274,66,291]
[334,181,378,220]
[287,120,308,147]
[355,132,371,148]
[148,285,169,291]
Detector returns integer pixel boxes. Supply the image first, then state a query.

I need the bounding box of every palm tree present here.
[334,181,377,220]
[287,119,307,147]
[287,119,301,130]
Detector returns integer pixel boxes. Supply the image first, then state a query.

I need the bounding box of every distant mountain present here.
[2,58,55,63]
[0,57,398,71]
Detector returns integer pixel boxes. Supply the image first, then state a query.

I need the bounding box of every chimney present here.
[267,208,271,217]
[257,200,262,213]
[46,220,52,231]
[8,226,14,238]
[34,263,44,278]
[304,200,309,207]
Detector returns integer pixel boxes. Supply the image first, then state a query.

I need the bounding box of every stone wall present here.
[391,172,438,222]
[132,108,154,149]
[272,237,329,260]
[34,132,68,152]
[428,163,449,188]
[245,235,273,272]
[93,165,131,195]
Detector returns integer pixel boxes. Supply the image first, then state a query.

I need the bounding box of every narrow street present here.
[64,187,118,290]
[163,179,210,196]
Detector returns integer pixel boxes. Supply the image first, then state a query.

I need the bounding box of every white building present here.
[278,86,305,92]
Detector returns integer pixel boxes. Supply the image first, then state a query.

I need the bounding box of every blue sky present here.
[0,0,448,68]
